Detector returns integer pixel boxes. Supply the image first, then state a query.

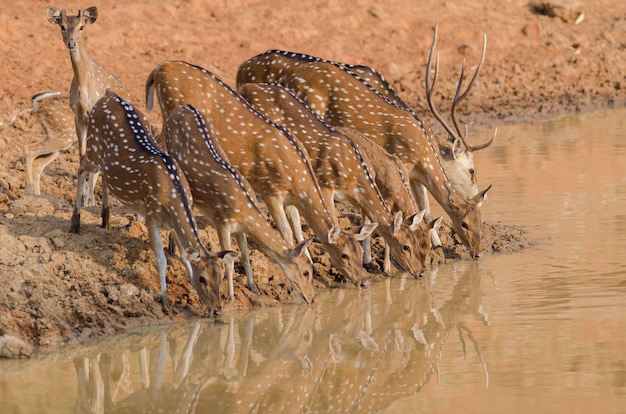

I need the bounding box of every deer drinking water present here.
[46,5,129,206]
[236,25,494,258]
[239,82,431,277]
[162,104,316,303]
[335,125,443,273]
[69,90,238,316]
[145,61,377,288]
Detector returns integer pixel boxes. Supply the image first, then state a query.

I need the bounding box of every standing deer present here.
[236,25,494,258]
[239,82,429,277]
[145,61,377,288]
[162,104,315,303]
[23,91,76,195]
[46,6,128,206]
[70,90,238,316]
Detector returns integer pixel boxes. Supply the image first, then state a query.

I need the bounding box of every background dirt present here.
[0,0,623,357]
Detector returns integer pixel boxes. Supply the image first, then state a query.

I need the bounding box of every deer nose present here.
[212,309,223,318]
[418,268,426,278]
[472,252,483,259]
[359,279,370,289]
[66,40,77,49]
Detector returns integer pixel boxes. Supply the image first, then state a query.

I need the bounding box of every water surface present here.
[2,108,626,413]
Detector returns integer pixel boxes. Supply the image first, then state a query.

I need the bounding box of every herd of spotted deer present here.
[23,6,496,318]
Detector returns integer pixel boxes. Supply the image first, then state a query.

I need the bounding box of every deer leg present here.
[265,197,294,245]
[24,147,60,196]
[100,182,110,229]
[285,205,314,262]
[166,231,177,256]
[85,171,100,207]
[361,211,373,264]
[216,227,236,301]
[70,160,91,233]
[32,152,58,195]
[285,204,304,243]
[73,357,91,414]
[235,232,259,295]
[138,347,150,389]
[76,119,99,207]
[99,353,113,413]
[383,243,392,274]
[147,222,171,312]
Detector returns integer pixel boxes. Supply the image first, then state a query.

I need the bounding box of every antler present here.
[425,23,496,152]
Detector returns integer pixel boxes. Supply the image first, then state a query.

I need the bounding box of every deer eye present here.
[469,168,475,175]
[199,276,207,284]
[341,253,348,260]
[303,270,310,278]
[403,245,410,251]
[461,221,469,230]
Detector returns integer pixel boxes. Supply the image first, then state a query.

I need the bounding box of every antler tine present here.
[425,22,460,143]
[460,123,497,152]
[474,127,497,151]
[451,33,496,152]
[450,59,467,140]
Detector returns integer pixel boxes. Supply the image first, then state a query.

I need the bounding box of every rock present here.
[9,196,56,215]
[522,23,541,40]
[531,1,584,24]
[0,335,33,358]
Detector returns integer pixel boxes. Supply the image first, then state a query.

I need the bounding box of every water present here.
[2,108,626,413]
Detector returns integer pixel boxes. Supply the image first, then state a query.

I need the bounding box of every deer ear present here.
[218,250,240,265]
[327,224,342,245]
[392,211,404,234]
[83,6,98,24]
[473,184,492,207]
[355,222,378,241]
[46,6,62,25]
[429,215,443,231]
[185,247,201,263]
[406,209,426,232]
[291,237,314,259]
[451,137,466,159]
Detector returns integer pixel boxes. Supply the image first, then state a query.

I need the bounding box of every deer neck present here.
[68,44,98,88]
[245,224,293,266]
[411,154,468,216]
[157,156,206,256]
[171,210,204,253]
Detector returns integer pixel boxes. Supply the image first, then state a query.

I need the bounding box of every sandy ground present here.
[0,0,623,358]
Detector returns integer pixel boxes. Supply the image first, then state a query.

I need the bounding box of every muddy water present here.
[2,108,626,413]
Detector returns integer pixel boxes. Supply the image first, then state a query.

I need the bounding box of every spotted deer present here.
[69,90,238,316]
[239,82,429,277]
[145,61,377,288]
[335,126,443,273]
[162,104,316,303]
[236,25,493,258]
[23,91,76,195]
[46,6,129,206]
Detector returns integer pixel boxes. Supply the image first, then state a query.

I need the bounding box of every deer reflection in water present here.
[70,262,489,413]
